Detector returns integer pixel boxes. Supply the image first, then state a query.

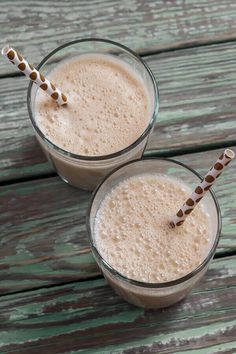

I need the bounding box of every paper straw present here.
[170,149,235,228]
[1,45,67,106]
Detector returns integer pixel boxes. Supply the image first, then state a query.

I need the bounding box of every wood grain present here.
[0,148,235,294]
[1,0,236,76]
[0,179,99,293]
[1,42,236,182]
[0,255,235,353]
[1,2,235,351]
[146,42,236,154]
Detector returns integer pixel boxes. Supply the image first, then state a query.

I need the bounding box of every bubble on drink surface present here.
[35,53,152,156]
[94,174,213,283]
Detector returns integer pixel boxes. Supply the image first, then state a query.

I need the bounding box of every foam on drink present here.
[94,174,213,283]
[35,54,152,156]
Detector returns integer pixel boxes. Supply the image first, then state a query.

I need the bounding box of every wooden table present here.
[0,1,236,353]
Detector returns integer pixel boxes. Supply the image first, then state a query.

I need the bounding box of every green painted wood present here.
[146,42,236,154]
[1,0,236,76]
[0,148,235,294]
[0,77,49,181]
[0,179,99,293]
[1,42,236,182]
[0,256,235,353]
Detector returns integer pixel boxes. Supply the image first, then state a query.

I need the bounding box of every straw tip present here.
[225,149,235,160]
[170,221,175,229]
[1,45,10,56]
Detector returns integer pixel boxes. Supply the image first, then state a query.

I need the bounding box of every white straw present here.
[170,149,235,227]
[1,45,67,106]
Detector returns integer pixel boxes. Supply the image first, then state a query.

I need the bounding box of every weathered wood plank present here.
[0,77,49,181]
[146,43,236,154]
[0,179,99,293]
[1,42,236,181]
[0,148,235,293]
[0,256,235,353]
[1,0,236,76]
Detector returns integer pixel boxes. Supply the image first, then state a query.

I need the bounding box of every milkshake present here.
[28,39,158,190]
[87,158,221,308]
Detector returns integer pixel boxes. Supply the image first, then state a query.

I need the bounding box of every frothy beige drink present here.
[34,53,154,189]
[36,54,151,156]
[93,173,215,308]
[95,174,212,283]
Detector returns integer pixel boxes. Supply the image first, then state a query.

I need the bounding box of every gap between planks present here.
[0,274,103,299]
[1,37,236,79]
[0,142,235,188]
[0,252,235,300]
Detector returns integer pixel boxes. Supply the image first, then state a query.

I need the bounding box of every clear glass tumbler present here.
[27,39,159,190]
[87,158,221,308]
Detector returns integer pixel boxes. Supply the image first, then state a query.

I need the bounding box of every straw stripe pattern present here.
[170,149,235,228]
[1,46,67,106]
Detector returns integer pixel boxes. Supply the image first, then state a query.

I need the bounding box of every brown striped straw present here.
[170,149,235,228]
[1,45,67,106]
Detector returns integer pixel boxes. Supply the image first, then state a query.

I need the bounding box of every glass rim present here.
[27,38,159,161]
[86,156,222,289]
